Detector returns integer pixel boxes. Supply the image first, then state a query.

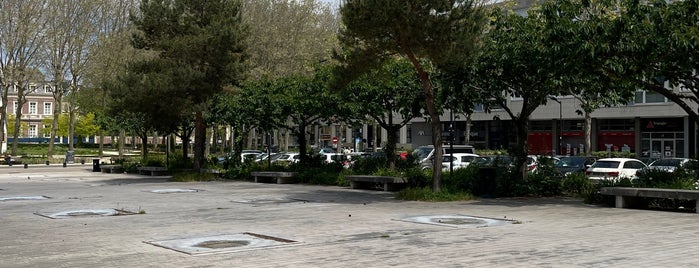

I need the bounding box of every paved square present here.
[1,165,697,267]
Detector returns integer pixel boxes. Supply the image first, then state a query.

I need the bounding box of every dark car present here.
[555,156,597,176]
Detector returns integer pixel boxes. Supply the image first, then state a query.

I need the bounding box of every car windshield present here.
[413,147,432,160]
[556,157,587,168]
[650,159,683,167]
[593,161,620,169]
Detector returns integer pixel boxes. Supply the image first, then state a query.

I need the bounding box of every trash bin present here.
[478,167,497,198]
[92,158,100,172]
[65,150,75,164]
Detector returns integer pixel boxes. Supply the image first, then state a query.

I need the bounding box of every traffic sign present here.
[332,136,338,144]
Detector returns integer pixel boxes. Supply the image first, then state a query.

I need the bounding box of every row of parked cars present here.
[424,150,697,181]
[220,146,696,181]
[218,149,353,166]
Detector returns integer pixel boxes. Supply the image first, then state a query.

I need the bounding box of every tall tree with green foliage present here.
[127,0,247,170]
[345,58,423,169]
[279,66,341,164]
[471,6,576,179]
[612,0,699,156]
[535,0,636,156]
[338,0,488,192]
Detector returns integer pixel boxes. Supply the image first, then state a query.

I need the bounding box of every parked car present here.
[442,153,480,171]
[270,152,300,164]
[585,158,647,181]
[642,158,698,173]
[321,153,349,164]
[470,155,514,168]
[554,156,597,176]
[413,145,476,166]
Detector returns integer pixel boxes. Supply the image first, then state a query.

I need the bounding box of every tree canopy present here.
[338,0,488,192]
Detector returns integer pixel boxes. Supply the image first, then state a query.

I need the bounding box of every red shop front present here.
[597,131,635,153]
[528,132,553,155]
[561,131,584,155]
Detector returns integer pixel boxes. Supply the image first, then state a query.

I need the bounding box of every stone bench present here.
[250,171,298,184]
[601,187,699,213]
[345,175,408,192]
[101,165,124,174]
[137,166,168,176]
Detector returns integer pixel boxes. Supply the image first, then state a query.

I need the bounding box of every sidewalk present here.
[1,167,697,267]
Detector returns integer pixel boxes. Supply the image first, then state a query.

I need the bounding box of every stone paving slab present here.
[1,165,698,267]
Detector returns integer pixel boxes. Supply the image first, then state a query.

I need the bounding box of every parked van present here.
[414,144,476,165]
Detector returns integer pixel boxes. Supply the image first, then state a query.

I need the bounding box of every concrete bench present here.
[345,175,408,192]
[250,171,298,184]
[101,165,124,174]
[601,187,699,213]
[138,166,168,176]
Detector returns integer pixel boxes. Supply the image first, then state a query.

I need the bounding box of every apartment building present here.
[2,82,56,144]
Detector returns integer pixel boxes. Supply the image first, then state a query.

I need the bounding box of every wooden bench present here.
[250,171,298,184]
[138,166,168,176]
[345,175,408,192]
[601,187,699,213]
[100,165,124,174]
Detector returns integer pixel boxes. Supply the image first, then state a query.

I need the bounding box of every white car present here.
[270,152,300,164]
[585,158,647,181]
[442,153,479,171]
[321,153,349,164]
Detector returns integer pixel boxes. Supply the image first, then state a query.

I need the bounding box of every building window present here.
[530,121,552,131]
[43,125,51,138]
[29,84,37,92]
[44,85,53,93]
[406,125,412,143]
[29,125,37,138]
[44,102,52,115]
[598,119,635,131]
[13,101,18,114]
[29,102,37,114]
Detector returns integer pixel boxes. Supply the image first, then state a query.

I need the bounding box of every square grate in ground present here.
[145,232,300,255]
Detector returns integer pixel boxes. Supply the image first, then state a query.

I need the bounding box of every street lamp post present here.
[549,97,562,156]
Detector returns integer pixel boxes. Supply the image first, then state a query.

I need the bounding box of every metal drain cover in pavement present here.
[35,209,136,219]
[231,198,308,204]
[1,195,50,201]
[147,189,201,194]
[145,232,299,255]
[400,215,513,228]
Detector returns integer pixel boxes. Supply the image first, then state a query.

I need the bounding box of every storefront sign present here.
[641,118,683,131]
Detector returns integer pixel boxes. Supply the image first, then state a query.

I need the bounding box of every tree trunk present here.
[193,111,206,171]
[297,122,309,164]
[140,130,148,162]
[584,111,592,156]
[513,117,530,180]
[119,129,126,157]
[68,103,75,151]
[48,105,60,158]
[465,114,472,144]
[404,48,443,192]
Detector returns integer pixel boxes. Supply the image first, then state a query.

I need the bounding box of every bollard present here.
[63,162,67,168]
[46,160,50,165]
[24,163,28,169]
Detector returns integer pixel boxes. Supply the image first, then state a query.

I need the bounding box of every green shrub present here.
[442,165,479,193]
[635,167,696,189]
[404,167,431,188]
[171,171,219,182]
[395,187,473,201]
[526,172,561,197]
[561,172,594,197]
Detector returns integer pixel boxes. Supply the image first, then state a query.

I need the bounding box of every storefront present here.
[597,119,636,154]
[640,118,685,158]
